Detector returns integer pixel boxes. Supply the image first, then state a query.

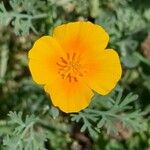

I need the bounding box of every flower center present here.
[57,53,83,82]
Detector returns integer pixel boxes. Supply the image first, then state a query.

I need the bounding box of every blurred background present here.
[0,0,150,149]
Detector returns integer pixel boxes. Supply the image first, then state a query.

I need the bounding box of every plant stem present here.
[2,12,47,20]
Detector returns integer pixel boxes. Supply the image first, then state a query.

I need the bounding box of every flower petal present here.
[29,36,64,84]
[44,78,94,113]
[84,49,122,95]
[29,36,64,60]
[53,21,109,55]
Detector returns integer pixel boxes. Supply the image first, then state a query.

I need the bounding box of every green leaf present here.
[3,112,47,150]
[0,0,47,35]
[122,52,140,68]
[71,90,146,137]
[50,106,59,119]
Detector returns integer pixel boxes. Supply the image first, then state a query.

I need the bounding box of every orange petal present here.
[83,49,122,95]
[44,78,94,113]
[29,36,64,60]
[28,36,64,84]
[53,21,109,55]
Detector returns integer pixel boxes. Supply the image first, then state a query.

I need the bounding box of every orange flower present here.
[28,21,122,113]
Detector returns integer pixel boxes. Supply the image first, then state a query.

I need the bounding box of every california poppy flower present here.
[28,21,122,113]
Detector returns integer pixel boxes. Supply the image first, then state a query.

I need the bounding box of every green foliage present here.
[0,0,47,35]
[3,112,47,150]
[50,107,60,119]
[71,90,147,138]
[1,111,71,150]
